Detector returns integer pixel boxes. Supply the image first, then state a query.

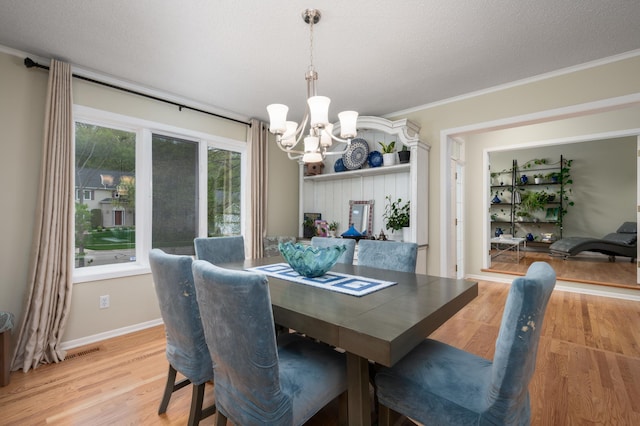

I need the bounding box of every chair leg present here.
[378,404,401,426]
[337,391,348,426]
[1,330,10,387]
[215,411,228,426]
[187,383,205,426]
[378,404,391,426]
[158,364,191,414]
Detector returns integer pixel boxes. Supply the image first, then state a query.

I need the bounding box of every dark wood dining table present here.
[223,257,478,426]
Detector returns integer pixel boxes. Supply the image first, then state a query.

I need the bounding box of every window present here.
[74,122,136,269]
[152,134,199,255]
[73,106,246,281]
[207,147,241,237]
[75,189,95,201]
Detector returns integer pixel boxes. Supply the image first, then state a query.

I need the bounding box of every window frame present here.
[73,105,247,283]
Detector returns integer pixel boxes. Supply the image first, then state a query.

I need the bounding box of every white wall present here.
[389,53,640,293]
[0,49,298,348]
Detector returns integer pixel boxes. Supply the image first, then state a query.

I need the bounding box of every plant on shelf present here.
[558,158,574,210]
[383,196,410,231]
[327,221,339,237]
[544,171,560,183]
[514,210,533,222]
[303,217,317,238]
[398,144,411,163]
[518,189,550,215]
[378,141,396,153]
[519,158,548,170]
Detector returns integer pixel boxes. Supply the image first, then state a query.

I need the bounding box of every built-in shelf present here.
[303,163,410,182]
[299,116,430,274]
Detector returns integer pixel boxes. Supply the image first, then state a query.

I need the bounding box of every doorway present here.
[441,94,640,287]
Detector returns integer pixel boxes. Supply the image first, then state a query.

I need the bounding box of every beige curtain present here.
[12,59,74,372]
[247,119,268,259]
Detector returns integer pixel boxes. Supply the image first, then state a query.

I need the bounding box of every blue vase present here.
[495,228,503,237]
[367,151,383,168]
[520,175,528,184]
[492,195,501,204]
[526,233,534,241]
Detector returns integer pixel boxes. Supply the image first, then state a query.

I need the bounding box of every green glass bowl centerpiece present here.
[278,242,346,278]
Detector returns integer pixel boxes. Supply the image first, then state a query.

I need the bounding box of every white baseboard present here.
[60,318,164,351]
[466,273,640,301]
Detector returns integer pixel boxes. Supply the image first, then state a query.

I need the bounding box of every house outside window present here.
[73,106,246,282]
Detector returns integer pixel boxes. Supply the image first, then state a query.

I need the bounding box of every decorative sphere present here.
[278,242,346,278]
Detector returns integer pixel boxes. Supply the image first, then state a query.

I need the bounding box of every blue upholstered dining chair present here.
[311,236,356,264]
[357,239,418,273]
[191,260,349,426]
[148,249,216,426]
[374,261,557,426]
[194,236,245,264]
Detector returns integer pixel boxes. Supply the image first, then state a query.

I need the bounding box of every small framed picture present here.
[303,213,321,238]
[315,219,328,237]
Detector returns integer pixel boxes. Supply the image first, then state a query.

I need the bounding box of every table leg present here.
[346,352,371,426]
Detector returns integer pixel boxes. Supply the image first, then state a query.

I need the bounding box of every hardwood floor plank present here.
[1,280,639,425]
[488,250,638,288]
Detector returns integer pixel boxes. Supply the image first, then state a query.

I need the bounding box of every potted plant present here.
[398,145,410,164]
[533,173,543,184]
[328,221,338,237]
[383,196,410,240]
[302,217,317,239]
[378,141,396,166]
[518,190,549,219]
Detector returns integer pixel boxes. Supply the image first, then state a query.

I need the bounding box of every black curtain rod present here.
[24,57,251,127]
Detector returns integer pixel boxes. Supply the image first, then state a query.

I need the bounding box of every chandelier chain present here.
[309,17,314,72]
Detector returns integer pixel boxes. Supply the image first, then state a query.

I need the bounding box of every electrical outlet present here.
[99,295,110,309]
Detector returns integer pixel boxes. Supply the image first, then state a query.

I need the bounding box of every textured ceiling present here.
[1,0,639,124]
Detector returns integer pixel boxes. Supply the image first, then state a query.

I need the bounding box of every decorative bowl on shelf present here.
[278,242,346,278]
[367,150,383,168]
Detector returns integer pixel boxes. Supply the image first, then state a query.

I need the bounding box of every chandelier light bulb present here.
[281,121,298,147]
[320,123,333,147]
[338,111,359,139]
[303,136,322,163]
[307,96,330,127]
[267,104,288,134]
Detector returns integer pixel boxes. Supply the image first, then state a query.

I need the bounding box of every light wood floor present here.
[489,250,638,289]
[1,280,639,425]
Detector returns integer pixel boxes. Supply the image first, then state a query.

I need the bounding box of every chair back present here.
[487,261,556,422]
[357,239,418,272]
[192,260,292,425]
[264,236,297,258]
[311,237,356,264]
[148,249,212,385]
[194,236,245,264]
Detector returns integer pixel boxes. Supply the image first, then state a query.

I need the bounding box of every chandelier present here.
[266,9,358,163]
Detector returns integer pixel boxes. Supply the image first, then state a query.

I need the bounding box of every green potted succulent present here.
[398,144,410,164]
[378,141,397,166]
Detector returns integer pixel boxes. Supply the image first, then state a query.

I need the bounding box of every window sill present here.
[73,263,151,284]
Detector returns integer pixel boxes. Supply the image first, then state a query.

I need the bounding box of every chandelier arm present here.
[275,139,305,155]
[294,112,310,145]
[329,133,352,144]
[287,151,303,161]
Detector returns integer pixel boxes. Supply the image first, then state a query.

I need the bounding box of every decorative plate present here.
[342,138,369,170]
[368,150,383,168]
[334,158,347,172]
